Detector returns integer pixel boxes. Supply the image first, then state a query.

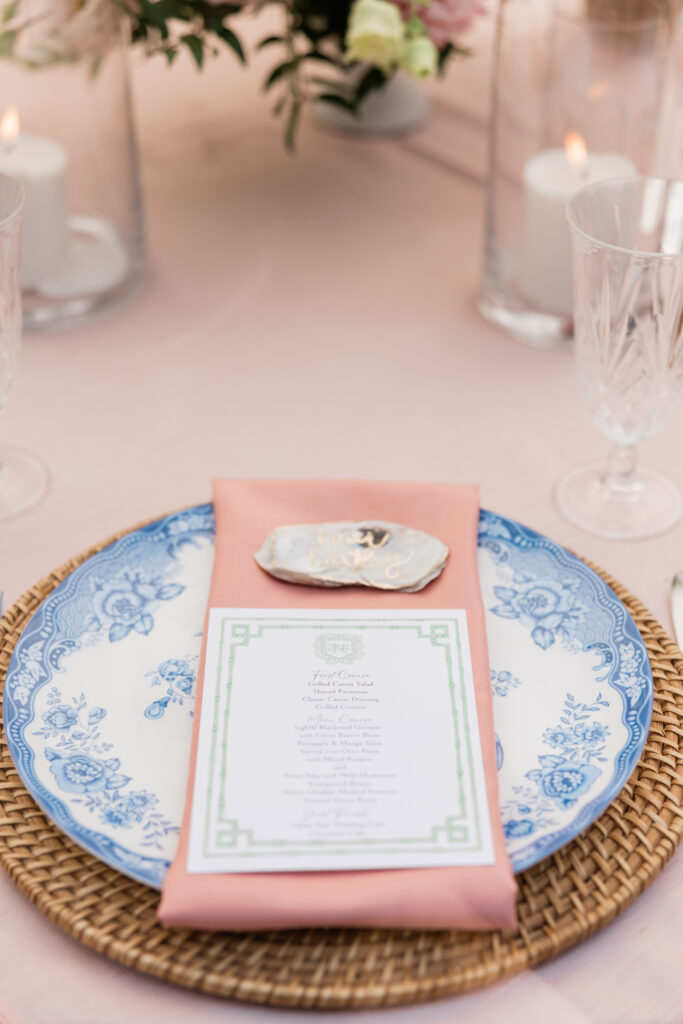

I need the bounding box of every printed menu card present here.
[187,608,494,874]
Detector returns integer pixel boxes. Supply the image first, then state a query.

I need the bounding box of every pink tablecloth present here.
[1,40,683,1024]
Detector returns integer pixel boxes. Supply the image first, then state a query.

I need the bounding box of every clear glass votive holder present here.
[556,176,683,539]
[0,172,49,518]
[0,19,145,331]
[478,0,683,349]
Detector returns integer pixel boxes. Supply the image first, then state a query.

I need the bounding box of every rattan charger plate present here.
[1,524,683,1011]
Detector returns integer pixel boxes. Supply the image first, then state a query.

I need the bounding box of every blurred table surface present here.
[2,13,683,1024]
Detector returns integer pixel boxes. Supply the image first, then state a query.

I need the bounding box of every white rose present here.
[345,0,405,74]
[400,34,438,78]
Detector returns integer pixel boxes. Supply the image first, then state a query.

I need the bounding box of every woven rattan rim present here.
[1,518,683,1010]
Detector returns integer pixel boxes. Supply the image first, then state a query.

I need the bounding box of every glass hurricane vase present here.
[478,0,683,348]
[0,19,145,331]
[0,173,49,518]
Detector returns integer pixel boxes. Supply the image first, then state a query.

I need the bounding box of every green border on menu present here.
[201,615,485,860]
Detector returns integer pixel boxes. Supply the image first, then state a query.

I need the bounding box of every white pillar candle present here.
[0,108,68,291]
[519,135,637,316]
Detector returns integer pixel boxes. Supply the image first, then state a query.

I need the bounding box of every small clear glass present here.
[556,176,683,538]
[0,173,49,519]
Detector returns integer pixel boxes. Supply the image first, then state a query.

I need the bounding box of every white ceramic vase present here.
[315,71,432,137]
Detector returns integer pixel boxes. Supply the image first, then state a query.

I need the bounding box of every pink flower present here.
[392,0,485,48]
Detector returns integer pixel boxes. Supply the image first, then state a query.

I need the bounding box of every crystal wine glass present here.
[556,177,683,539]
[0,173,48,519]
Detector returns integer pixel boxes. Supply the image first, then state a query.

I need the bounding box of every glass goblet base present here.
[555,460,682,540]
[0,446,49,520]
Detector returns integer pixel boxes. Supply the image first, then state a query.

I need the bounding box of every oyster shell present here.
[254,521,448,592]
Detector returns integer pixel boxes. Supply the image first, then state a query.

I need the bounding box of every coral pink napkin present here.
[158,480,518,931]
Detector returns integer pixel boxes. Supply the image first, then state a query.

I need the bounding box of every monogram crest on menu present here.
[313,633,364,665]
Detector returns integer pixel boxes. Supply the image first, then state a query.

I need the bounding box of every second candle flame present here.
[565,132,587,169]
[0,107,19,150]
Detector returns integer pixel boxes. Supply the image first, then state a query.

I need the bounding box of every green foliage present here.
[0,27,15,56]
[129,0,245,65]
[1,1,18,24]
[127,0,460,149]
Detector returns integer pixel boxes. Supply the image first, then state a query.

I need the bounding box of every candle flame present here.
[588,80,609,102]
[0,107,19,148]
[565,132,587,168]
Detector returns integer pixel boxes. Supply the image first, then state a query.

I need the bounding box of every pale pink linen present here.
[158,479,518,931]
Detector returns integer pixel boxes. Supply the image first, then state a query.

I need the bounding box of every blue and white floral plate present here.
[4,504,653,888]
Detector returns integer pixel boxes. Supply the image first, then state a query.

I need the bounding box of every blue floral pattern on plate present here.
[490,578,585,651]
[143,656,197,721]
[3,504,653,886]
[35,685,178,846]
[480,510,652,871]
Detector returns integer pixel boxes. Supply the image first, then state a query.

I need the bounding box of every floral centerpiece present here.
[1,0,484,146]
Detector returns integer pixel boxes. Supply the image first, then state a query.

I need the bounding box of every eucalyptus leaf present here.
[353,66,388,104]
[181,33,204,67]
[215,24,245,63]
[272,94,287,116]
[264,58,300,91]
[315,92,356,113]
[257,35,286,50]
[284,100,301,153]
